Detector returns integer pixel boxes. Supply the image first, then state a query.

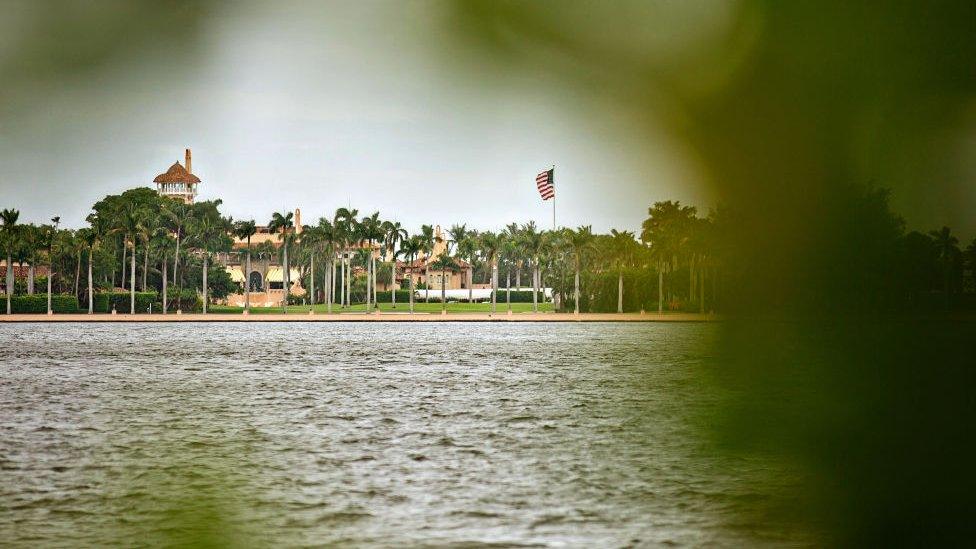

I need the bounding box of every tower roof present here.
[153,162,201,184]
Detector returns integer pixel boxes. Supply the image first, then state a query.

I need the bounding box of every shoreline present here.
[0,312,717,323]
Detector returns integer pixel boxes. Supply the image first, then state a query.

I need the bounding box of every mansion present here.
[153,149,474,307]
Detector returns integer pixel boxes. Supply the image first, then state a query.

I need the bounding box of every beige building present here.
[221,209,306,307]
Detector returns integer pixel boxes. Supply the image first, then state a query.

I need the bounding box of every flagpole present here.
[552,164,556,230]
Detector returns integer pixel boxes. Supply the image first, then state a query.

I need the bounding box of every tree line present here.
[1,185,974,314]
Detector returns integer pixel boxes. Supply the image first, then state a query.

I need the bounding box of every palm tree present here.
[383,220,408,308]
[357,212,383,312]
[190,211,231,314]
[46,217,60,314]
[162,198,193,311]
[505,223,524,290]
[501,230,519,312]
[418,224,437,303]
[1,208,20,314]
[568,226,595,314]
[19,224,42,295]
[151,228,175,313]
[642,201,697,313]
[82,213,108,314]
[268,211,295,313]
[399,236,423,314]
[929,226,960,307]
[478,231,502,314]
[233,220,257,312]
[317,218,341,313]
[430,252,457,313]
[334,208,359,307]
[115,202,144,314]
[299,224,323,309]
[609,229,635,313]
[520,222,545,313]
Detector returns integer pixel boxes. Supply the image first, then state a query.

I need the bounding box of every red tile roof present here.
[153,162,201,184]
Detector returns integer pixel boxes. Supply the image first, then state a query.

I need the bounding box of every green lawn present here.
[209,301,554,314]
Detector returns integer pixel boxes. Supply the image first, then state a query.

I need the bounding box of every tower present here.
[153,148,201,203]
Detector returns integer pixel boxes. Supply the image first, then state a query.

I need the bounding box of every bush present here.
[375,290,412,303]
[93,291,159,313]
[0,294,79,314]
[166,289,202,313]
[491,290,538,303]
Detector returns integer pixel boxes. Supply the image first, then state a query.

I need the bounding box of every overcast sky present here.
[0,2,709,235]
[1,2,971,237]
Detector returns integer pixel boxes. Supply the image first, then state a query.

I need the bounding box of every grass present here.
[208,301,554,314]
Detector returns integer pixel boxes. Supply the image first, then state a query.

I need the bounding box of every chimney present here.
[185,148,192,174]
[294,208,302,233]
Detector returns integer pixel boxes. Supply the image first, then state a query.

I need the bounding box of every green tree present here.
[609,229,638,313]
[1,208,20,314]
[383,220,408,308]
[430,252,458,313]
[233,220,257,311]
[399,235,423,313]
[268,211,295,313]
[568,226,595,314]
[478,231,502,314]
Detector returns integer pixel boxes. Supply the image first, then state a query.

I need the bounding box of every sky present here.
[0,1,972,238]
[0,2,708,235]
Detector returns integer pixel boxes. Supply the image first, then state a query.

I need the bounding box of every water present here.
[0,322,789,547]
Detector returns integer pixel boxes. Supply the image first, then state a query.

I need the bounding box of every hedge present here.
[492,290,538,303]
[93,292,159,313]
[89,290,202,313]
[0,294,80,314]
[375,290,413,303]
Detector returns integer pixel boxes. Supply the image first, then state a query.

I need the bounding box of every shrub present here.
[491,290,538,303]
[375,290,412,303]
[93,291,159,313]
[0,294,80,314]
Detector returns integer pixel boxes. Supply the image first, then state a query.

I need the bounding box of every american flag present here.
[535,168,555,200]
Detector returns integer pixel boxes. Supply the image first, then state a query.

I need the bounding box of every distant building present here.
[220,209,306,307]
[153,149,200,204]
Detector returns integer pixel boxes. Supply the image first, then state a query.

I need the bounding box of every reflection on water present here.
[1,323,795,546]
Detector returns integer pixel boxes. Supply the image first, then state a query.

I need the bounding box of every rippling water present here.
[1,322,791,547]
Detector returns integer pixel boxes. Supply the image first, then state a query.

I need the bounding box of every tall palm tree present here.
[609,229,635,313]
[642,201,697,313]
[430,252,457,313]
[317,218,340,313]
[151,228,175,314]
[501,230,519,312]
[505,223,524,290]
[83,213,108,314]
[357,212,382,311]
[268,211,295,313]
[520,222,545,313]
[383,220,408,308]
[478,231,502,314]
[46,217,60,314]
[162,198,193,310]
[399,236,423,314]
[419,224,437,303]
[19,224,41,295]
[115,203,144,314]
[1,208,20,314]
[233,220,257,312]
[190,212,231,314]
[334,208,359,307]
[568,226,595,314]
[300,224,323,308]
